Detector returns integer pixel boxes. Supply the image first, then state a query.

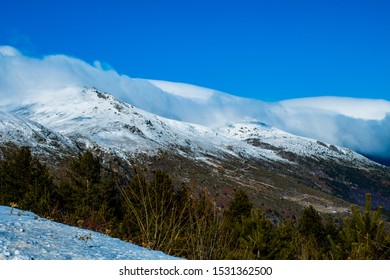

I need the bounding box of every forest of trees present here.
[0,145,389,259]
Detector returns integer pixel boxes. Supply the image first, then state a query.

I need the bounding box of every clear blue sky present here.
[1,0,389,101]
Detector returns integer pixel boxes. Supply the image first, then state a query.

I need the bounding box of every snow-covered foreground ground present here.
[0,206,178,260]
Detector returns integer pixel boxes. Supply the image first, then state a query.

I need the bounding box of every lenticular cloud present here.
[0,46,389,158]
[259,102,390,158]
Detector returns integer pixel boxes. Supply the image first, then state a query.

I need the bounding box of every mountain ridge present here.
[1,85,389,216]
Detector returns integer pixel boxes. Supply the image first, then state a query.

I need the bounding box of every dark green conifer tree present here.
[59,150,121,230]
[298,205,326,243]
[225,189,253,225]
[0,145,56,215]
[329,193,390,259]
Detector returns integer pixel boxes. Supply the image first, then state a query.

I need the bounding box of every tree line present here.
[0,145,389,259]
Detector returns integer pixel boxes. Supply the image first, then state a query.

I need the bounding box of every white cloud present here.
[0,45,21,57]
[149,80,215,101]
[0,46,389,158]
[260,103,390,157]
[280,96,390,120]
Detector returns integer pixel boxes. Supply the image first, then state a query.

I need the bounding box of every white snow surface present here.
[0,206,179,260]
[0,111,76,154]
[219,122,370,163]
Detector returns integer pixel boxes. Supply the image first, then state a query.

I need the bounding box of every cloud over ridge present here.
[0,46,389,158]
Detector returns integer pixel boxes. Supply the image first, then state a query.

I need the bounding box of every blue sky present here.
[0,0,389,101]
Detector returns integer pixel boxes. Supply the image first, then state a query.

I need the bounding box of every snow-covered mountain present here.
[0,86,375,168]
[1,45,389,159]
[1,86,276,162]
[0,206,178,260]
[1,45,389,215]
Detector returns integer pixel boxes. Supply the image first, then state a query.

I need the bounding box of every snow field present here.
[0,206,179,260]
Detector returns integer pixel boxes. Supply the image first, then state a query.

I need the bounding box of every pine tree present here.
[58,150,122,230]
[0,145,56,215]
[70,150,101,189]
[298,205,326,244]
[0,146,34,203]
[234,209,276,259]
[329,193,389,259]
[225,189,253,225]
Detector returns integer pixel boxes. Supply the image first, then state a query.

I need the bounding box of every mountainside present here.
[0,85,389,216]
[0,111,77,157]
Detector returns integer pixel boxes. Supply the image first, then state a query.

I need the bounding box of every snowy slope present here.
[218,122,372,163]
[0,111,77,155]
[0,206,178,260]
